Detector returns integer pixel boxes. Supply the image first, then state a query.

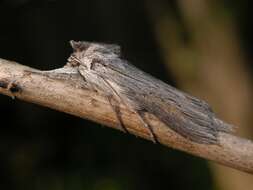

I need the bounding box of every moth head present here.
[70,40,120,56]
[68,40,121,68]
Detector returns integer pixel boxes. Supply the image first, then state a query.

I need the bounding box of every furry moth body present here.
[67,40,233,144]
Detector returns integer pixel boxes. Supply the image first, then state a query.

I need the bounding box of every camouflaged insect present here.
[66,40,234,144]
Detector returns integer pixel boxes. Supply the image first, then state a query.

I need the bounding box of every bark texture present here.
[0,58,253,174]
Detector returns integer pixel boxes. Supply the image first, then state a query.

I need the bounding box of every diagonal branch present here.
[0,58,253,174]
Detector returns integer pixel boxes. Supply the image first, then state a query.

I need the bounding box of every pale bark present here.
[0,58,253,174]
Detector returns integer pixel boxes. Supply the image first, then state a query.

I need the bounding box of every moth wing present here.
[142,99,219,143]
[101,44,121,55]
[102,60,233,143]
[121,86,219,144]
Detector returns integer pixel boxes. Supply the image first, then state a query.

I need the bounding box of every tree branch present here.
[0,58,253,174]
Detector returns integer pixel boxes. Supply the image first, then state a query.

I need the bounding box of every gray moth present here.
[66,40,234,144]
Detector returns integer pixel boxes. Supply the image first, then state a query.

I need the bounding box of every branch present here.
[0,58,253,174]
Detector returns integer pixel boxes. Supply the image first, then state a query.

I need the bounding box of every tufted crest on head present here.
[70,40,90,52]
[70,40,121,56]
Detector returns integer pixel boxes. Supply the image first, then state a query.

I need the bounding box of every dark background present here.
[0,0,252,190]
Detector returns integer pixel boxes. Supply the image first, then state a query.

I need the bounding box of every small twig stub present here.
[0,78,22,96]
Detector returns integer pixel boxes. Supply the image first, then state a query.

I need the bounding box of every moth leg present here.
[106,95,129,134]
[100,77,158,143]
[76,68,129,133]
[135,111,158,143]
[109,96,158,143]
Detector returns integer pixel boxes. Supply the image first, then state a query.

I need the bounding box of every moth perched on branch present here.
[1,43,253,173]
[59,41,233,144]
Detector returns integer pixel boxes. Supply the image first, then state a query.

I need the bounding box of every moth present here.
[65,40,233,144]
